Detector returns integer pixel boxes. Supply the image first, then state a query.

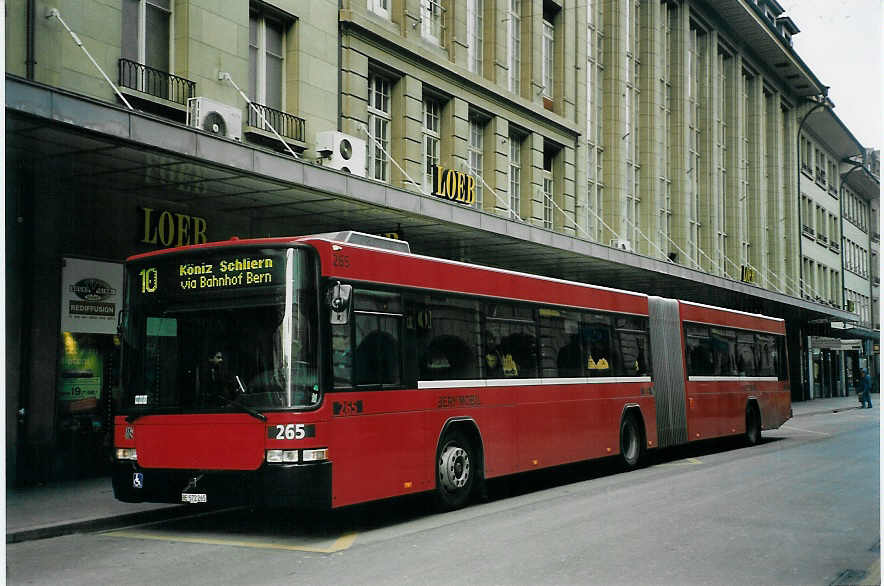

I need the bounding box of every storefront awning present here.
[7,75,860,329]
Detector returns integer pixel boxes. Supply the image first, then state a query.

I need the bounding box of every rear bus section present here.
[679,301,791,444]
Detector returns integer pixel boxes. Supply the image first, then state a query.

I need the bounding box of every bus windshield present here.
[121,246,319,413]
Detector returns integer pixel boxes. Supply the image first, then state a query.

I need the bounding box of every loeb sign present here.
[432,165,476,206]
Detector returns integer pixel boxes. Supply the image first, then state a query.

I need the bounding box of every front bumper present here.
[112,460,332,509]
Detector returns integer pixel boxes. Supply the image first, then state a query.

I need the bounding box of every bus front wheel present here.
[435,430,475,510]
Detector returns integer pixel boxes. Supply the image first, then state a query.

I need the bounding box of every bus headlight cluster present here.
[265,448,328,464]
[301,448,328,462]
[115,448,138,461]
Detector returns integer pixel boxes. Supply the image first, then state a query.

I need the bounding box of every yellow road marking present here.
[781,424,831,436]
[104,529,358,554]
[859,556,881,585]
[657,457,703,467]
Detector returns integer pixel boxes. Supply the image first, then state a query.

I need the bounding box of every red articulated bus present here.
[113,231,791,510]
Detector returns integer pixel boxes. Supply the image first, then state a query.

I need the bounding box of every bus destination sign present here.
[137,252,285,297]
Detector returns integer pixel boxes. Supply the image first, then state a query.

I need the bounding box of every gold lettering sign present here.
[432,165,476,206]
[140,207,208,248]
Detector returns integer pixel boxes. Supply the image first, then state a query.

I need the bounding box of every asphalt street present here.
[7,407,879,586]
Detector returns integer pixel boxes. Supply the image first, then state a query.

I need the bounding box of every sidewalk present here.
[5,393,873,544]
[790,393,870,418]
[6,476,189,544]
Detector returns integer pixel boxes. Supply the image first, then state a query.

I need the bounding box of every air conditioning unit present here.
[187,97,242,141]
[610,239,633,252]
[316,131,366,177]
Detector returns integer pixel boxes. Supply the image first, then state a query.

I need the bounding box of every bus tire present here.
[435,429,476,510]
[745,403,761,446]
[620,413,644,470]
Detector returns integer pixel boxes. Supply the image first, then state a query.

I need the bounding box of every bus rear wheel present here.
[435,430,475,510]
[745,404,761,446]
[620,414,644,470]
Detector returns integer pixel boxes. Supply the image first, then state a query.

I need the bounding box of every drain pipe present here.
[27,0,36,78]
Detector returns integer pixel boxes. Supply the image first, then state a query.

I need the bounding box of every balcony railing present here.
[247,103,306,143]
[118,58,195,106]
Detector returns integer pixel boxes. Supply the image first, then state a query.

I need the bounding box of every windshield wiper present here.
[214,387,267,422]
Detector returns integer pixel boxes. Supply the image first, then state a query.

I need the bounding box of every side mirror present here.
[117,308,128,337]
[327,282,352,325]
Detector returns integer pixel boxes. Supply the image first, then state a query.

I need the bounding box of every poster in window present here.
[60,258,124,335]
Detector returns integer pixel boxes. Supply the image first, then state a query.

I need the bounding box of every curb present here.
[7,505,194,544]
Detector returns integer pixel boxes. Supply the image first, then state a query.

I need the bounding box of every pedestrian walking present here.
[859,368,873,409]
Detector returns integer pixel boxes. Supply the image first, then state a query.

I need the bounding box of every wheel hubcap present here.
[439,445,470,491]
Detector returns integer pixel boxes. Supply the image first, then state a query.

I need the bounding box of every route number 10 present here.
[140,267,158,293]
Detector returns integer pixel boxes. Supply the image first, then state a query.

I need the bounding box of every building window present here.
[507,0,521,95]
[543,175,553,229]
[716,49,729,272]
[586,0,605,242]
[122,0,170,74]
[367,72,391,183]
[509,135,521,220]
[368,0,389,19]
[423,97,441,193]
[469,117,484,209]
[688,27,704,266]
[625,0,640,247]
[249,11,285,111]
[467,0,483,74]
[421,0,443,44]
[542,19,554,98]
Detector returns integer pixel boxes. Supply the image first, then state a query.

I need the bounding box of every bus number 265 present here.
[269,424,315,440]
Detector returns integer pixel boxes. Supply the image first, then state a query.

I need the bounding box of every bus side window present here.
[756,334,776,377]
[409,295,481,382]
[352,290,403,388]
[581,313,613,377]
[736,333,757,377]
[482,303,538,379]
[711,328,737,376]
[331,323,353,388]
[538,308,583,378]
[615,316,651,377]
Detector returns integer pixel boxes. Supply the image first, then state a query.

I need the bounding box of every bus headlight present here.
[266,450,299,463]
[301,448,328,462]
[115,448,137,461]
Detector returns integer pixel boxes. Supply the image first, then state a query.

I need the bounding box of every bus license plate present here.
[181,493,207,504]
